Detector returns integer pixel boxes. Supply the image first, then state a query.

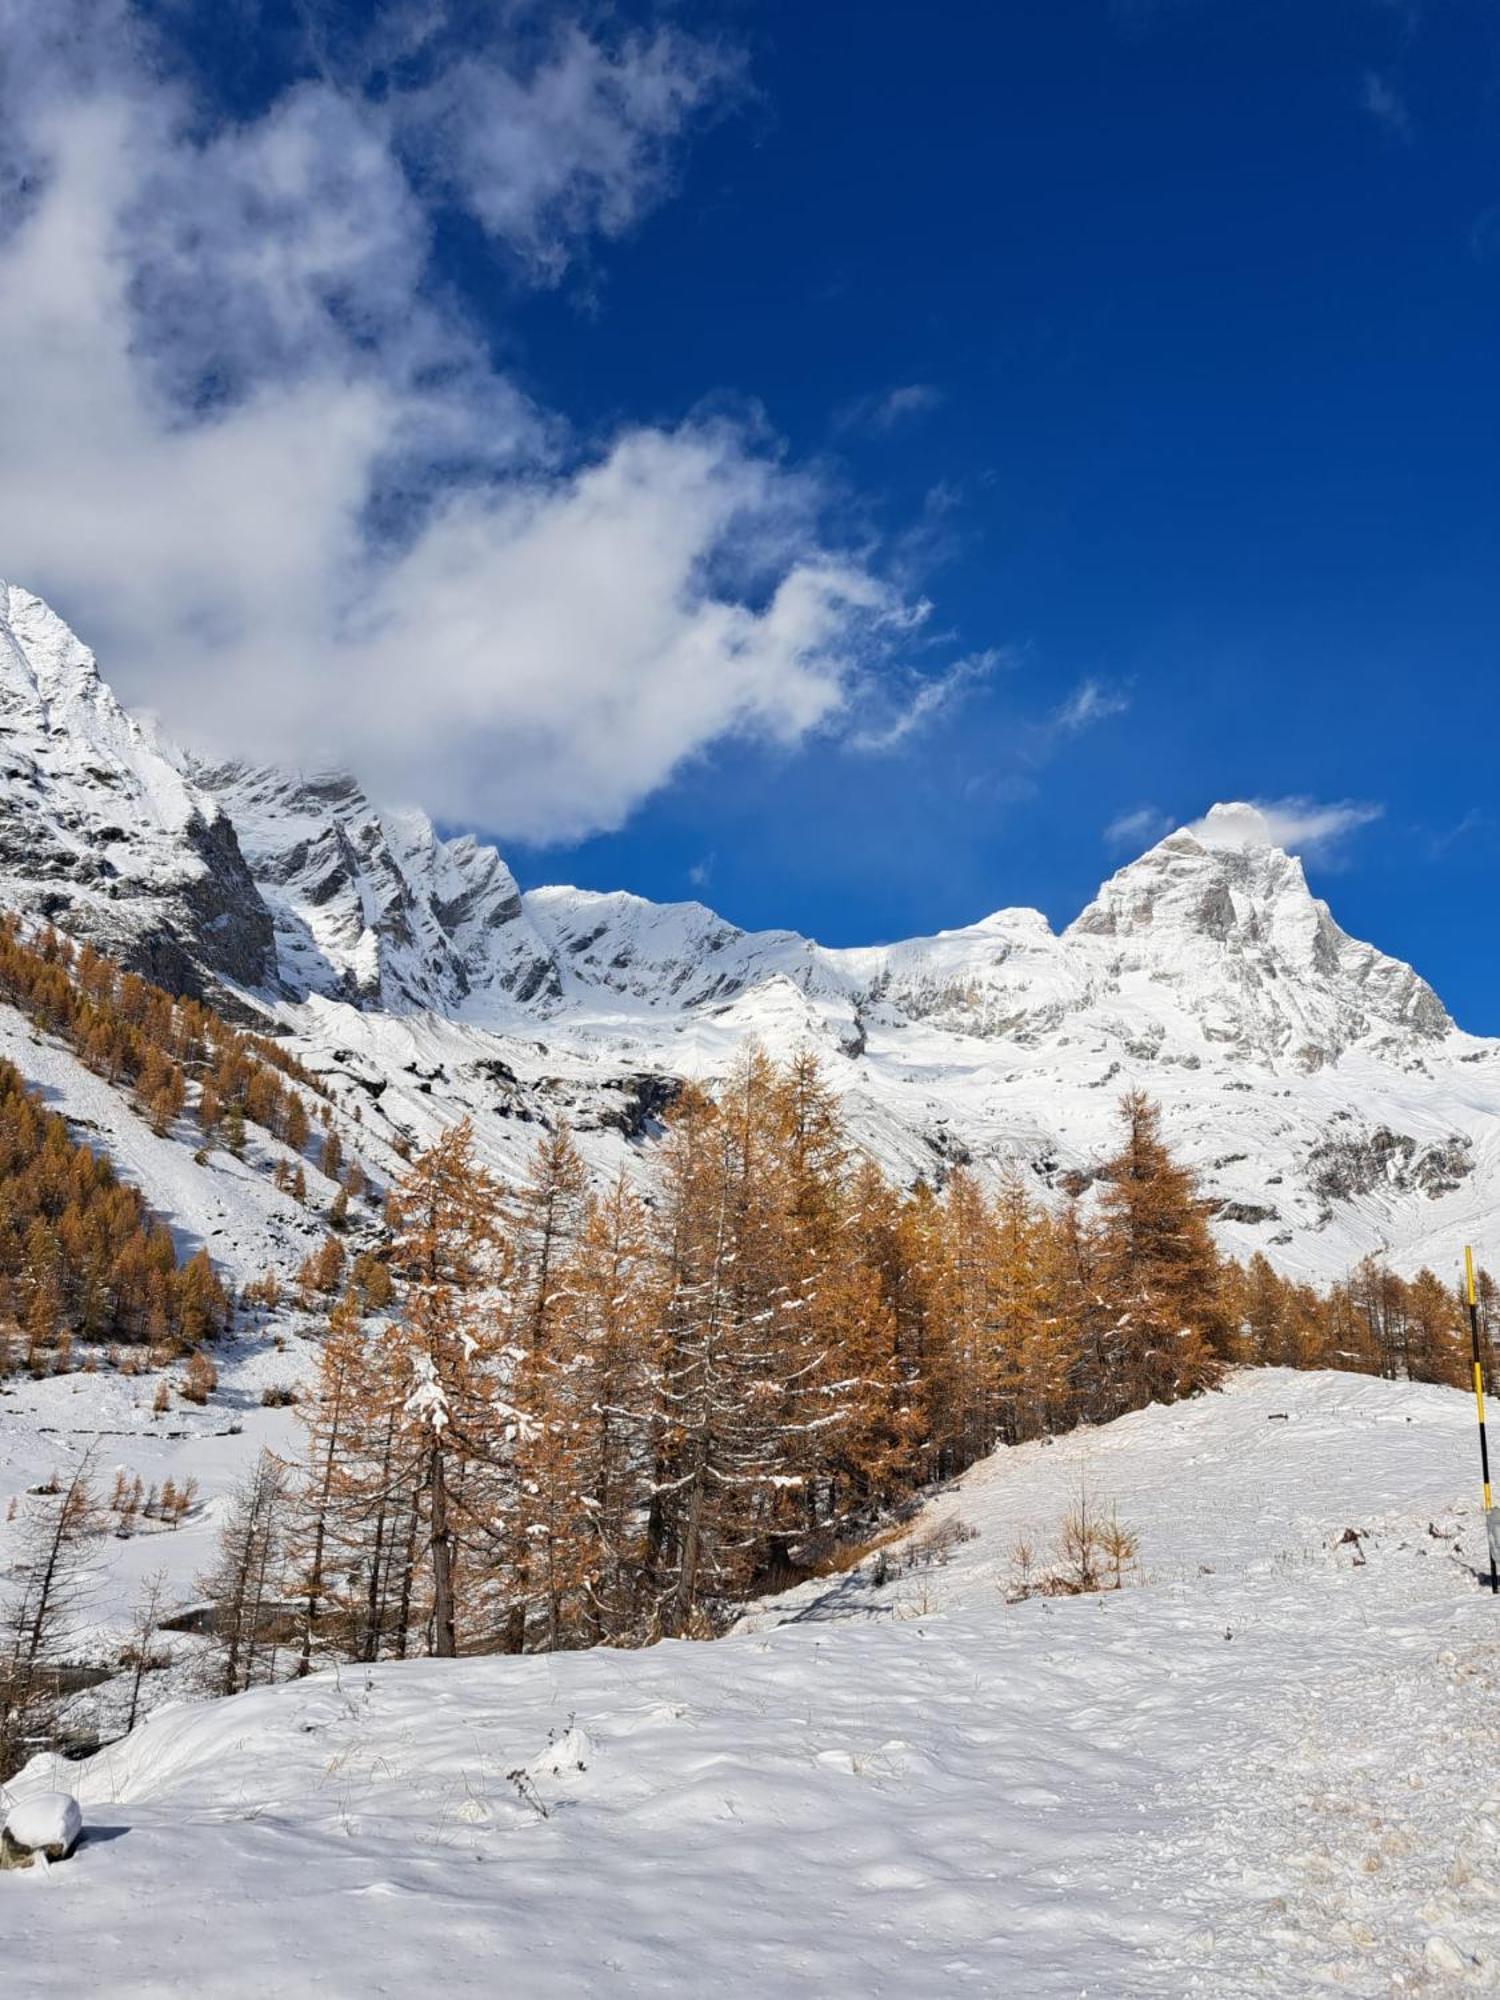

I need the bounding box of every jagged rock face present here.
[1061,813,1450,1067]
[0,581,1448,1080]
[1306,1125,1474,1203]
[0,584,275,998]
[190,760,559,1014]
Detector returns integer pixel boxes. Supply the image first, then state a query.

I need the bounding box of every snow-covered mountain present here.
[187,757,559,1014]
[0,586,275,996]
[3,579,1499,1282]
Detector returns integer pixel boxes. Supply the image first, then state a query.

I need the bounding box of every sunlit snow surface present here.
[6,1370,1500,1996]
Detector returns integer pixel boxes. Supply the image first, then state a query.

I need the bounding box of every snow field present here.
[4,1370,1499,1996]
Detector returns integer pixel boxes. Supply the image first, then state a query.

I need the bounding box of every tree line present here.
[201,1051,1496,1681]
[0,1058,228,1366]
[0,915,327,1154]
[0,914,378,1370]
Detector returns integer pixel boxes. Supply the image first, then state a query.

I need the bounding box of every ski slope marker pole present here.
[1465,1246,1499,1594]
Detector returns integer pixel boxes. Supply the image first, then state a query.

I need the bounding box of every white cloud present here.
[1188,798,1383,859]
[0,1,922,843]
[393,24,743,284]
[1105,805,1171,850]
[1360,70,1413,141]
[1051,677,1131,733]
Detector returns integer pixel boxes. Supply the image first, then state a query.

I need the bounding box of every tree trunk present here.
[298,1377,343,1677]
[429,1447,456,1658]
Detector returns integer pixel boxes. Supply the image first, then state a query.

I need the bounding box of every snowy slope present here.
[0,995,358,1660]
[0,1333,312,1663]
[4,583,1500,1280]
[0,1001,344,1290]
[5,1370,1500,1997]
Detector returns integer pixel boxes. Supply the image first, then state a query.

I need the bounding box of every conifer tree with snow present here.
[505,1171,663,1647]
[289,1288,374,1673]
[501,1121,588,1650]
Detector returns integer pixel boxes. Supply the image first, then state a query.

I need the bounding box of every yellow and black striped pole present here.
[1465,1246,1499,1594]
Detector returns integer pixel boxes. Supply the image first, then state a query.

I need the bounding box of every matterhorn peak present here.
[1068,801,1315,945]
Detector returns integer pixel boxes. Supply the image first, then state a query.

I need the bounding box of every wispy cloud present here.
[1051,677,1131,734]
[1105,805,1171,850]
[836,382,945,436]
[393,24,746,286]
[1188,797,1383,860]
[1360,70,1413,141]
[849,647,1006,753]
[1424,807,1489,858]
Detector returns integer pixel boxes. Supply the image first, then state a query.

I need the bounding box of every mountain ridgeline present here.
[0,579,1496,1284]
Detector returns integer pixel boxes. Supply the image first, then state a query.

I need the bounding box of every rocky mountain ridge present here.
[0,586,275,996]
[0,579,1495,1284]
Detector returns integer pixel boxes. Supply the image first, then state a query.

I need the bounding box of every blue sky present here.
[3,3,1498,1025]
[512,0,1500,1017]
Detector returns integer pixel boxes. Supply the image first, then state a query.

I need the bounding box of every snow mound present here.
[3,1792,81,1859]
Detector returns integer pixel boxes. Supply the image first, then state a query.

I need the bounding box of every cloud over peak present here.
[1188,797,1383,859]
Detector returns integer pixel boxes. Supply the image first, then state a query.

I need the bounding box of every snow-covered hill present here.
[4,580,1500,1281]
[6,1370,1499,1996]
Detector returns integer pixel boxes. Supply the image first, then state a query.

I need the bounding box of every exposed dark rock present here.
[1213,1201,1280,1225]
[1307,1126,1473,1203]
[597,1073,683,1141]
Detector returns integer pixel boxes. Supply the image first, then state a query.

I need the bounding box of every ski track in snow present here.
[4,1369,1499,1997]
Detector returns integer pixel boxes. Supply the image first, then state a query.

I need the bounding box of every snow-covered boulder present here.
[1,1791,83,1867]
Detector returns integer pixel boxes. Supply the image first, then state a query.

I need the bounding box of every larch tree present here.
[0,1448,98,1778]
[646,1069,786,1633]
[290,1287,371,1674]
[761,1053,908,1552]
[511,1122,588,1353]
[989,1169,1070,1445]
[1093,1091,1225,1414]
[499,1122,588,1651]
[197,1450,289,1697]
[525,1172,661,1646]
[382,1119,509,1659]
[927,1168,998,1476]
